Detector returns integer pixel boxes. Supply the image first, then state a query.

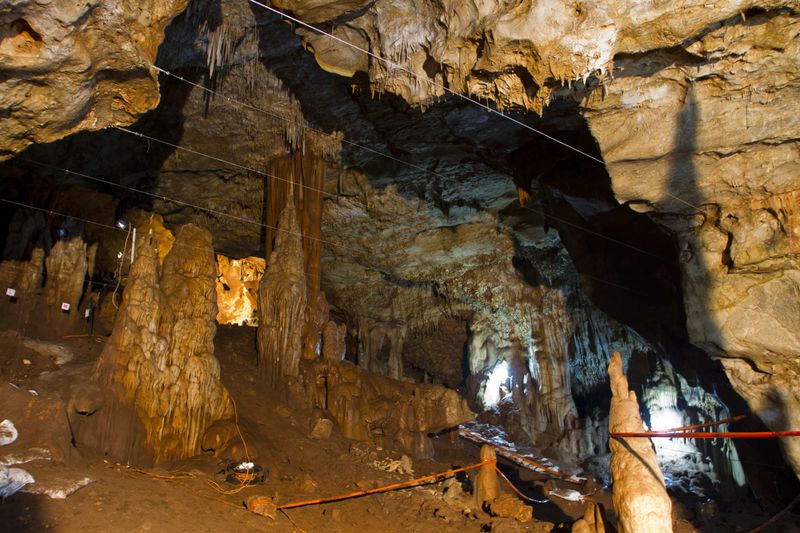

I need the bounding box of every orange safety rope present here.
[611,430,800,439]
[494,465,549,504]
[278,459,494,510]
[458,428,583,485]
[747,492,800,533]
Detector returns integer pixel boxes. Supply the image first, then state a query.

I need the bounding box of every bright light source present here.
[650,407,695,461]
[483,360,510,409]
[116,220,129,230]
[117,251,124,259]
[650,408,683,431]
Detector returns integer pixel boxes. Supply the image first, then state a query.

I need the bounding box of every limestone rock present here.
[277,0,794,112]
[306,358,474,458]
[580,10,800,480]
[608,352,672,533]
[0,0,190,160]
[720,357,800,478]
[489,493,532,522]
[201,419,239,455]
[215,255,264,326]
[310,417,334,440]
[245,495,277,519]
[0,248,44,295]
[571,502,608,533]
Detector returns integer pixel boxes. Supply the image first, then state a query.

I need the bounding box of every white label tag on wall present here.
[61,302,71,311]
[5,288,15,297]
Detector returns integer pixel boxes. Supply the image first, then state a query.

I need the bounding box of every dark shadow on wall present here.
[667,84,799,509]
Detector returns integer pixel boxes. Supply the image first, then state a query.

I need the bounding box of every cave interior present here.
[0,0,799,531]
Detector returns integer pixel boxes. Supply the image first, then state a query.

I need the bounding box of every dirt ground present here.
[1,326,799,532]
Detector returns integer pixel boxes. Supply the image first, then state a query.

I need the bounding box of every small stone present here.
[399,454,414,475]
[22,359,31,365]
[354,479,380,491]
[245,495,277,519]
[323,508,342,522]
[310,418,333,440]
[298,473,318,493]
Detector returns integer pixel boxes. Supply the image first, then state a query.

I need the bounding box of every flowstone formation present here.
[93,224,231,465]
[0,0,190,160]
[274,0,794,111]
[301,357,474,458]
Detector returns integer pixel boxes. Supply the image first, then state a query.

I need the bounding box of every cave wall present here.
[582,8,800,475]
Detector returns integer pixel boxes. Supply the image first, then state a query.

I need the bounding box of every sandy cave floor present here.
[1,326,799,532]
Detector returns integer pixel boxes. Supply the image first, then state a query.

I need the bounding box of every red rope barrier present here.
[663,414,746,432]
[277,459,494,510]
[611,430,800,439]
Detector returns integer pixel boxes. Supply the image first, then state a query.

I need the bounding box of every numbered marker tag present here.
[61,302,71,312]
[85,309,92,318]
[5,288,16,297]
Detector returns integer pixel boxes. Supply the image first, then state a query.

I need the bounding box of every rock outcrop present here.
[608,352,672,533]
[0,0,190,160]
[93,224,230,465]
[301,357,474,458]
[216,254,265,326]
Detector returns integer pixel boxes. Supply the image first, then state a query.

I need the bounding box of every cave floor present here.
[1,327,798,532]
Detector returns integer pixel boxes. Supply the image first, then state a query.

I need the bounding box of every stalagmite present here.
[572,502,608,533]
[93,224,231,465]
[608,351,672,532]
[257,201,307,397]
[43,237,94,314]
[322,320,346,362]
